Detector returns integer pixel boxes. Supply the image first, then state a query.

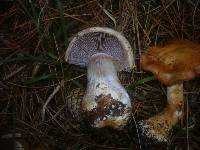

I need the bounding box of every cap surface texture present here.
[141,40,200,85]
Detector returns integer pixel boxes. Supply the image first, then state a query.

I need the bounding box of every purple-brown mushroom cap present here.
[65,27,135,71]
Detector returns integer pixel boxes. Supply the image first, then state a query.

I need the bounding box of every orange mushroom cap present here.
[141,40,200,85]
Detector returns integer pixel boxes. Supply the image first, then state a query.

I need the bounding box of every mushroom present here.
[65,27,135,129]
[138,40,200,142]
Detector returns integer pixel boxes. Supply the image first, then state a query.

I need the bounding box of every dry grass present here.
[1,0,200,150]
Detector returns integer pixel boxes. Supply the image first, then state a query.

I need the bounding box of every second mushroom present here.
[139,40,200,142]
[65,27,135,129]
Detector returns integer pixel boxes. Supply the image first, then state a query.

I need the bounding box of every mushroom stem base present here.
[139,83,184,142]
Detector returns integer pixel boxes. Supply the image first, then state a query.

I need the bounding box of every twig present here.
[192,0,200,40]
[41,79,65,121]
[97,2,117,28]
[132,113,142,150]
[186,94,190,150]
[6,73,86,89]
[3,65,27,80]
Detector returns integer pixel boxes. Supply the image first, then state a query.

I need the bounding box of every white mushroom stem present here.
[81,53,132,129]
[139,83,184,142]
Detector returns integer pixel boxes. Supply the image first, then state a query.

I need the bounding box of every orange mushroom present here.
[139,40,200,142]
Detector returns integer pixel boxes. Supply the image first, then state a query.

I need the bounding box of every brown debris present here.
[82,94,130,128]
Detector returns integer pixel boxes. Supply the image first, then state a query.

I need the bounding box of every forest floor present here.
[0,0,200,150]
